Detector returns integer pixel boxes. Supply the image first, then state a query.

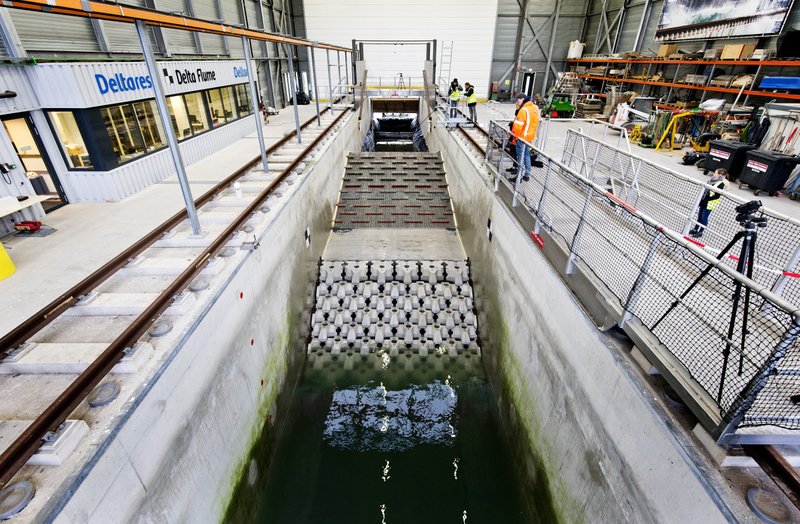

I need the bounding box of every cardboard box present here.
[658,44,678,57]
[721,43,757,60]
[703,48,721,60]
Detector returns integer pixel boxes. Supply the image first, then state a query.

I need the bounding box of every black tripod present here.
[652,200,767,404]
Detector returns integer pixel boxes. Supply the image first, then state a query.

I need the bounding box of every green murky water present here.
[243,352,530,523]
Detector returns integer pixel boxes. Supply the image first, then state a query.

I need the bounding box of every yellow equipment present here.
[628,125,642,143]
[0,242,15,281]
[655,111,693,151]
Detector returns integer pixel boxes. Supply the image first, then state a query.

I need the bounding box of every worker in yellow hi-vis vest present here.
[448,79,462,119]
[689,169,730,238]
[464,82,477,123]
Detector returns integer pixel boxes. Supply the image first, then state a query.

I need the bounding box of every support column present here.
[308,46,322,126]
[511,0,530,97]
[243,36,269,174]
[135,20,202,236]
[336,50,343,102]
[542,2,561,93]
[326,49,335,113]
[284,43,302,144]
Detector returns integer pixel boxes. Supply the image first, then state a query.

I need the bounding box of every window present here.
[206,88,230,127]
[168,92,210,139]
[167,95,192,140]
[102,104,146,163]
[132,100,165,152]
[184,91,209,135]
[235,84,252,117]
[50,111,92,168]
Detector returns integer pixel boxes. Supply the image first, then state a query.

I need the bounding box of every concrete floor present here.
[0,103,320,340]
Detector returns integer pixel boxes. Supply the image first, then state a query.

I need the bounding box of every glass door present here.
[2,115,67,212]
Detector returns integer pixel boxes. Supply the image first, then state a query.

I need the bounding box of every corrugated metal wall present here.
[491,0,588,95]
[300,0,498,99]
[9,11,100,54]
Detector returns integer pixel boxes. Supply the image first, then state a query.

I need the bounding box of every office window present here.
[102,104,146,163]
[184,92,210,135]
[167,95,192,140]
[207,88,229,127]
[220,87,237,120]
[235,84,252,117]
[50,111,92,168]
[132,100,165,151]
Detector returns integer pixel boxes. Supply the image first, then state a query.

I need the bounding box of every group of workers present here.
[447,79,478,122]
[448,79,542,182]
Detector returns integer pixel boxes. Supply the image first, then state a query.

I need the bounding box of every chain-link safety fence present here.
[484,120,800,438]
[561,127,800,311]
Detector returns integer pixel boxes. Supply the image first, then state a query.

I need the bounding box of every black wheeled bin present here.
[739,150,800,196]
[704,140,756,181]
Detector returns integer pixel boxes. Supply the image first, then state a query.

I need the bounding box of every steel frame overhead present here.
[1,0,349,52]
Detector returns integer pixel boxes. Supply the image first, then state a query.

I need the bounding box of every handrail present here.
[569,126,800,226]
[487,121,800,318]
[0,108,352,488]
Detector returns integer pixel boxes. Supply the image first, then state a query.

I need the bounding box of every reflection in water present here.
[251,352,530,523]
[323,382,457,453]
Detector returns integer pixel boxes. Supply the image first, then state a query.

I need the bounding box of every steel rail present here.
[743,445,800,508]
[0,108,331,354]
[4,0,350,52]
[0,108,351,488]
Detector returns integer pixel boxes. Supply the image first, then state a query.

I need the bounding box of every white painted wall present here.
[302,0,498,99]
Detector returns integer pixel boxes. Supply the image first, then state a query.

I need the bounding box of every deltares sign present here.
[95,73,153,95]
[94,65,247,95]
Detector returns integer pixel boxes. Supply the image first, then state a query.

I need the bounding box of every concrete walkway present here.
[0,103,323,339]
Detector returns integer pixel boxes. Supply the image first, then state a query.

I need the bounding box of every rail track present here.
[0,105,351,488]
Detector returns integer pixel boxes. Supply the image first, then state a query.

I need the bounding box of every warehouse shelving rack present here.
[566,57,800,104]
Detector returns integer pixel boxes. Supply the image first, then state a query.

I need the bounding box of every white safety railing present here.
[561,128,800,308]
[482,119,800,442]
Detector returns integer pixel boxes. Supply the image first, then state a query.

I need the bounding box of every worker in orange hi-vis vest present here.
[510,93,540,181]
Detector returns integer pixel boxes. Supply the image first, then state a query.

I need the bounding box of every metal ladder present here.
[437,41,453,90]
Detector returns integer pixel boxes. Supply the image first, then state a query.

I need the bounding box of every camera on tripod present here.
[735,200,767,228]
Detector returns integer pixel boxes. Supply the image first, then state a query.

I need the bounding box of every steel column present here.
[542,1,561,93]
[326,49,335,113]
[284,43,302,143]
[633,0,651,53]
[243,36,270,174]
[511,0,530,96]
[135,20,202,236]
[308,46,322,126]
[337,50,343,100]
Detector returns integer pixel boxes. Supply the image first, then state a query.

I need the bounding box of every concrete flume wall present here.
[427,126,733,523]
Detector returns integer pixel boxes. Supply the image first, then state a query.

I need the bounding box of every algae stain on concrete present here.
[479,274,580,524]
[221,316,294,524]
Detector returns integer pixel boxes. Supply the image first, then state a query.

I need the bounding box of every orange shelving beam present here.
[576,74,800,101]
[567,58,798,67]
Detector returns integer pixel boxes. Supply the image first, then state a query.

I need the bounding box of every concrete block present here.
[63,292,196,316]
[117,256,224,277]
[0,342,154,374]
[630,346,660,376]
[28,420,89,466]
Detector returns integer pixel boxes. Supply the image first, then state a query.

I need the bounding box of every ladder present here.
[437,41,453,92]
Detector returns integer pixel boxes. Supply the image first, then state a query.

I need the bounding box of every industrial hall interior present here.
[5,0,800,522]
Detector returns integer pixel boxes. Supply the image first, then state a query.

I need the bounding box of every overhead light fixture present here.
[0,91,17,99]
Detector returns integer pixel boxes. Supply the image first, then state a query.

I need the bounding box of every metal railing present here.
[561,128,800,308]
[483,120,800,439]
